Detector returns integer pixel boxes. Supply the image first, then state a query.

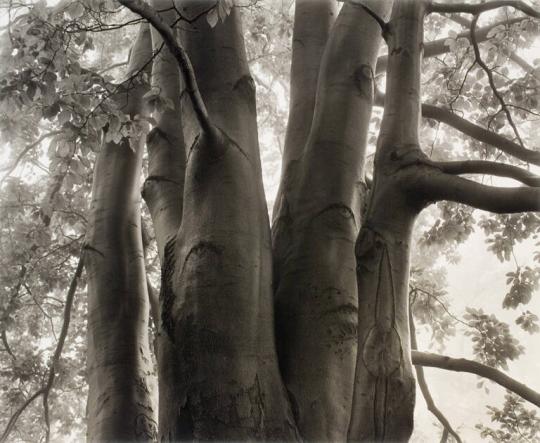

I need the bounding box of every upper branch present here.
[395,96,540,166]
[429,1,540,18]
[470,14,525,148]
[118,0,213,134]
[427,159,540,186]
[412,350,540,407]
[376,16,526,74]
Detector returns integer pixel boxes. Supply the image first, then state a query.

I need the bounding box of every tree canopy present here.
[0,0,539,441]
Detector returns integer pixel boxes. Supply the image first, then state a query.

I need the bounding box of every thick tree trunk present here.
[156,3,298,439]
[85,24,157,441]
[272,2,393,440]
[349,1,428,440]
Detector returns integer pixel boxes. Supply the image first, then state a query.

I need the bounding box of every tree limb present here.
[418,170,540,213]
[427,159,540,186]
[375,92,540,166]
[429,1,540,18]
[412,350,540,407]
[118,0,213,134]
[375,17,525,74]
[410,312,462,442]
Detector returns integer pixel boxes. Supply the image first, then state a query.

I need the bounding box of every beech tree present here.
[0,0,540,441]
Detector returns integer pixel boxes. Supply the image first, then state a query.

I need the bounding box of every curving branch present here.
[0,254,84,443]
[470,14,525,148]
[427,159,540,186]
[410,312,462,442]
[418,170,540,213]
[429,1,540,18]
[117,0,213,134]
[375,16,525,74]
[375,92,540,166]
[0,130,63,186]
[412,350,540,407]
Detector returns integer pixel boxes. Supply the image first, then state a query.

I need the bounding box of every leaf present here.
[207,8,219,28]
[66,2,85,19]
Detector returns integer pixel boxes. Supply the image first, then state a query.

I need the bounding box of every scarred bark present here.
[85,24,157,442]
[349,1,429,440]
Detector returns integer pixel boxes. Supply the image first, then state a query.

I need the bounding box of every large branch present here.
[428,159,540,186]
[412,350,540,407]
[419,170,540,213]
[118,0,213,134]
[429,1,540,17]
[409,98,540,166]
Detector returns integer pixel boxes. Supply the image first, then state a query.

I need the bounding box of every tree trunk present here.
[156,3,298,439]
[272,2,393,440]
[349,1,428,440]
[85,24,157,441]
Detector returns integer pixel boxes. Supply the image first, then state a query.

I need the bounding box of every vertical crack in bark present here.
[160,237,177,341]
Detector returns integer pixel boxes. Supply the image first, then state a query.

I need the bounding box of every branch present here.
[375,17,525,74]
[412,350,540,407]
[470,14,525,148]
[375,92,540,166]
[428,159,540,186]
[0,130,63,186]
[419,170,540,213]
[0,254,85,443]
[429,1,540,18]
[410,313,462,442]
[118,0,213,134]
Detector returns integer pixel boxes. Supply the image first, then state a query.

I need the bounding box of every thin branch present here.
[470,13,525,148]
[118,0,213,135]
[412,350,540,407]
[427,159,540,186]
[0,131,63,186]
[410,312,462,442]
[0,254,85,443]
[375,92,540,166]
[429,1,540,18]
[0,389,46,443]
[375,16,525,74]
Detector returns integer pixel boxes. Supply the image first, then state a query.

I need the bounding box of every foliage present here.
[476,393,540,442]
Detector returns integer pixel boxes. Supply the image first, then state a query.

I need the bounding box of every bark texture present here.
[272,2,393,440]
[157,3,298,439]
[349,1,429,440]
[140,2,187,438]
[85,24,157,442]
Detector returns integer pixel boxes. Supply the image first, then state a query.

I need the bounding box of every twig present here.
[470,13,525,148]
